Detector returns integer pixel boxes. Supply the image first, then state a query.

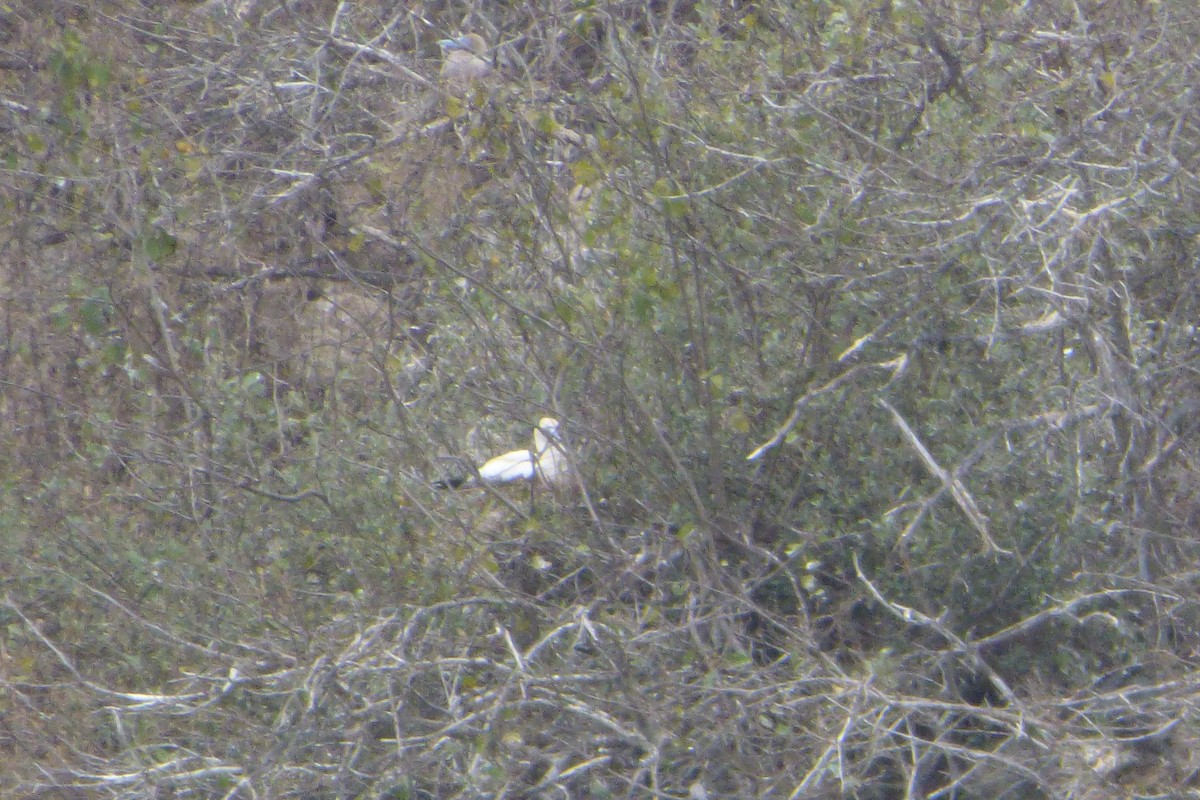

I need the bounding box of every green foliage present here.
[140,226,177,261]
[3,0,1200,796]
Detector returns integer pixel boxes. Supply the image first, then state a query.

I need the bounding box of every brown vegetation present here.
[2,0,1200,798]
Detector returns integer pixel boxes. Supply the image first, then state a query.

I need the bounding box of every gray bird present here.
[438,33,492,85]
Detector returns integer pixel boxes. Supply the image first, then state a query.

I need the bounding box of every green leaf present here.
[85,61,111,90]
[632,290,654,324]
[535,112,557,136]
[79,290,110,336]
[662,196,689,218]
[49,302,71,332]
[553,299,576,324]
[651,177,689,218]
[102,341,126,367]
[571,159,601,187]
[142,227,176,261]
[793,201,818,225]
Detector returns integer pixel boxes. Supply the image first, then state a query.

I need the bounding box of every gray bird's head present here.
[437,33,492,85]
[438,33,488,56]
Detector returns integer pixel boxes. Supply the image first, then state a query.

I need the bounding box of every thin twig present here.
[877,398,1011,555]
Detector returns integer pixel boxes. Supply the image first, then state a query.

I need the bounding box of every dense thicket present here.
[2,0,1199,797]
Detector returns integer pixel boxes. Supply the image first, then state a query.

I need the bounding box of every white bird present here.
[478,417,568,486]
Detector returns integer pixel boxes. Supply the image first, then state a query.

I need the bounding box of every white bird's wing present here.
[478,449,535,483]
